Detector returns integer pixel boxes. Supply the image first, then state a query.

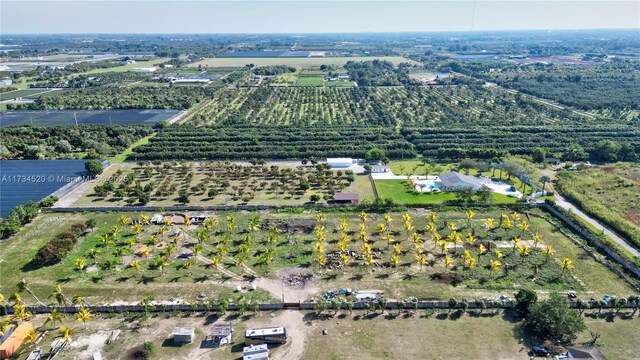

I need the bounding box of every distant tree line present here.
[0,125,153,159]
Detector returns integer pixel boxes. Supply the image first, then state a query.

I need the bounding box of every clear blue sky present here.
[1,1,639,34]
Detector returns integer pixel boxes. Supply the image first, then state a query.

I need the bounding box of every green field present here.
[295,75,325,87]
[554,162,640,248]
[1,208,635,306]
[0,88,51,101]
[188,56,419,68]
[324,80,356,87]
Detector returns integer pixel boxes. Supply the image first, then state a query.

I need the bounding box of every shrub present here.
[34,223,83,265]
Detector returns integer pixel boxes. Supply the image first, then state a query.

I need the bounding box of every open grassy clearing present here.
[1,208,635,307]
[0,89,51,101]
[295,75,325,87]
[68,161,371,207]
[554,163,640,248]
[188,56,418,68]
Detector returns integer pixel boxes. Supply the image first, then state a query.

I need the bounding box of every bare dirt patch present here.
[252,267,319,302]
[262,219,318,235]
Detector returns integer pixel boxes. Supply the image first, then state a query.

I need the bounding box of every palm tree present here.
[432,232,441,249]
[429,211,438,224]
[165,243,178,258]
[139,246,150,258]
[443,255,453,273]
[340,254,350,273]
[384,214,392,227]
[50,285,70,306]
[512,236,521,253]
[518,220,529,234]
[365,254,375,273]
[131,223,143,236]
[87,248,101,264]
[59,326,74,342]
[416,254,427,272]
[211,256,221,268]
[539,175,551,194]
[17,279,45,306]
[377,223,387,235]
[129,260,142,272]
[477,244,487,265]
[532,233,542,250]
[192,244,203,257]
[12,304,32,322]
[393,243,401,256]
[44,309,64,329]
[490,260,501,277]
[561,257,574,276]
[517,245,530,261]
[154,256,169,275]
[439,240,448,254]
[24,328,38,345]
[544,246,554,263]
[119,214,131,226]
[465,256,477,271]
[465,233,475,246]
[339,218,348,232]
[315,213,326,223]
[75,258,86,272]
[140,214,150,225]
[316,254,327,267]
[9,293,22,305]
[382,235,394,249]
[72,295,89,307]
[0,318,15,338]
[359,212,368,223]
[483,218,495,231]
[410,232,421,244]
[465,210,475,228]
[391,254,400,270]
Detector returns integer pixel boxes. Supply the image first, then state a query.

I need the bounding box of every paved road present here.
[554,194,640,257]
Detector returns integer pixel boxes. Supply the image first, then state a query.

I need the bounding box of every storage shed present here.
[209,322,233,346]
[171,327,195,344]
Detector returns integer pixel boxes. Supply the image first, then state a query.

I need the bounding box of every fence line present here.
[3,300,636,317]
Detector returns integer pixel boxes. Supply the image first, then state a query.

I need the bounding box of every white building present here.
[171,327,195,343]
[0,79,13,86]
[243,344,269,360]
[326,158,353,168]
[371,166,391,173]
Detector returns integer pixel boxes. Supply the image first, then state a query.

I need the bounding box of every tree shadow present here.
[349,274,363,281]
[115,276,131,283]
[138,275,158,284]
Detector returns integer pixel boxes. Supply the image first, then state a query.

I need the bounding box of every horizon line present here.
[3,27,640,36]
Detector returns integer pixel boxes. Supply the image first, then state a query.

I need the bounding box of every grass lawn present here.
[324,81,356,87]
[295,76,325,87]
[107,134,155,163]
[374,179,517,205]
[188,56,419,68]
[0,88,51,101]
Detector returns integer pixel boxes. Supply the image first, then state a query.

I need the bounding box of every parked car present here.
[531,346,551,357]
